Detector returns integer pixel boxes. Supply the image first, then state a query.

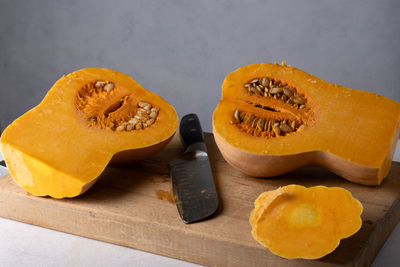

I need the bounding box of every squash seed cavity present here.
[231,109,305,137]
[244,77,307,110]
[76,81,159,131]
[234,77,310,138]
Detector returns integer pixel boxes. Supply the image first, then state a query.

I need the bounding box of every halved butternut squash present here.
[213,63,400,185]
[1,68,178,198]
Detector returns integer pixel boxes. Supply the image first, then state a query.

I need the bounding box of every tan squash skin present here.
[110,134,174,165]
[1,68,178,198]
[214,124,399,185]
[213,63,400,186]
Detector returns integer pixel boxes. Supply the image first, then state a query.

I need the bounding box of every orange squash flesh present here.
[0,68,178,198]
[250,185,363,259]
[213,63,400,185]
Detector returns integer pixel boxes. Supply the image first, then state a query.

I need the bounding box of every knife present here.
[0,160,8,178]
[169,113,219,224]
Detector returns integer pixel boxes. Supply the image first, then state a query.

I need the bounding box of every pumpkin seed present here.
[239,112,246,121]
[257,119,265,130]
[242,113,250,123]
[251,79,259,84]
[273,125,281,136]
[95,81,107,88]
[256,85,264,94]
[129,118,138,125]
[283,88,292,97]
[138,101,150,108]
[135,122,142,130]
[126,124,134,131]
[291,121,296,129]
[149,111,157,118]
[234,110,241,122]
[261,77,269,87]
[251,118,259,128]
[116,125,125,131]
[269,80,274,88]
[299,104,305,109]
[270,87,282,94]
[103,83,115,92]
[244,83,251,88]
[294,96,305,105]
[280,124,292,133]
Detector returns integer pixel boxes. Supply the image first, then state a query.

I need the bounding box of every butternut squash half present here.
[1,68,178,198]
[213,63,400,185]
[250,185,363,259]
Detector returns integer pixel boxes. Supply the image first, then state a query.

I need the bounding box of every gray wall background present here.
[1,1,400,266]
[0,0,399,132]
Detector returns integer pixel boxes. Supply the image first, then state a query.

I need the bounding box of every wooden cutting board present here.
[0,133,399,267]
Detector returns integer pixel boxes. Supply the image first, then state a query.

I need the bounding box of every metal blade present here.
[169,151,218,224]
[0,161,8,178]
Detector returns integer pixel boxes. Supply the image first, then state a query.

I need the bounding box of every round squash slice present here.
[213,63,400,185]
[0,68,178,198]
[250,185,363,259]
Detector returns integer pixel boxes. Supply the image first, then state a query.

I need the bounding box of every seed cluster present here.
[95,80,115,92]
[77,81,160,132]
[231,109,305,137]
[244,77,306,109]
[115,102,159,131]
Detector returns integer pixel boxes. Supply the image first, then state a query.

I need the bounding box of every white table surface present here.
[1,144,400,267]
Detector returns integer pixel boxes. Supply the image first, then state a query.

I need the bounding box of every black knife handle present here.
[179,113,205,151]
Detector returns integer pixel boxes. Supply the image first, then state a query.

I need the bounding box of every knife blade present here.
[168,113,218,224]
[0,160,8,178]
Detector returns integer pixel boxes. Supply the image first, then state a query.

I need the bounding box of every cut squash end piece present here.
[249,185,363,259]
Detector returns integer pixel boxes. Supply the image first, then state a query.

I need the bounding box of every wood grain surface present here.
[0,133,399,267]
